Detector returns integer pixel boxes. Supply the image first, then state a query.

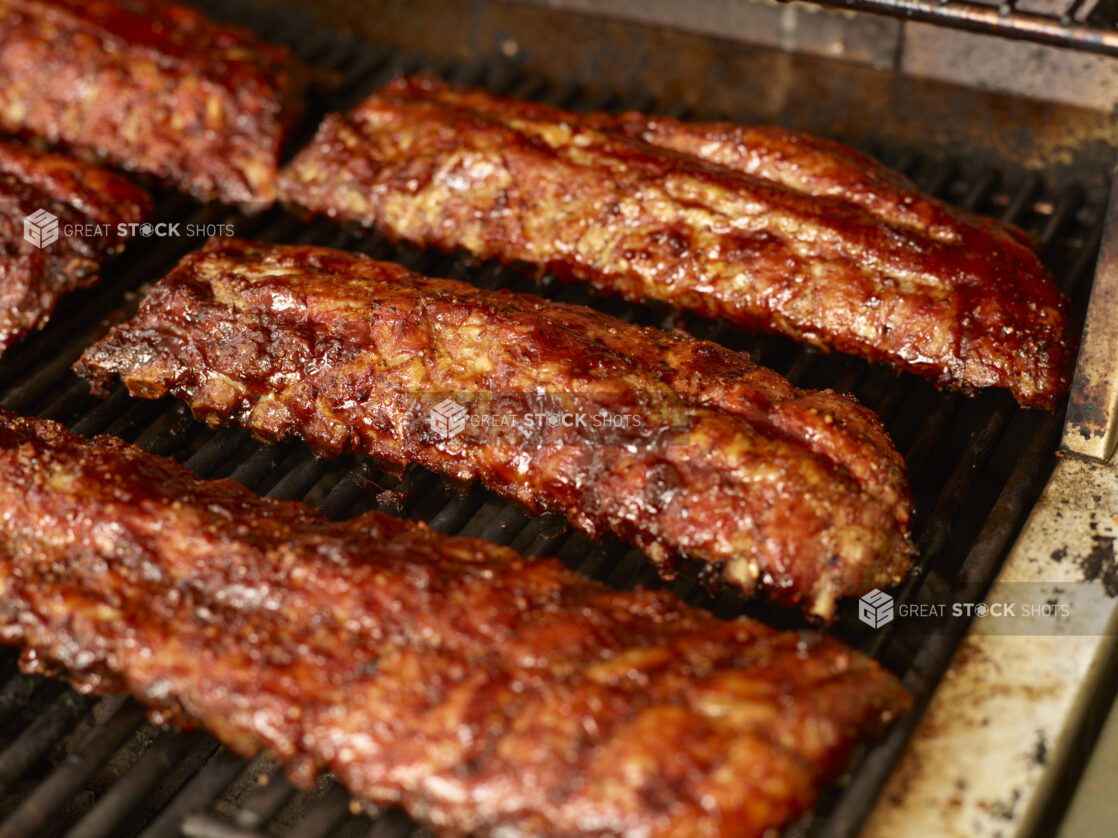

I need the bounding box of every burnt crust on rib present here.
[0,407,912,838]
[76,237,913,619]
[0,140,151,355]
[276,75,1074,408]
[0,0,309,206]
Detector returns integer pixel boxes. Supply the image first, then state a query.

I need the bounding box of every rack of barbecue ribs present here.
[0,407,911,838]
[0,140,151,356]
[76,238,914,619]
[277,75,1074,408]
[0,0,308,206]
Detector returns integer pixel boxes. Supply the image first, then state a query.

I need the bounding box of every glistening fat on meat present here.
[0,140,151,355]
[75,237,914,619]
[276,75,1074,408]
[0,0,308,205]
[0,407,912,838]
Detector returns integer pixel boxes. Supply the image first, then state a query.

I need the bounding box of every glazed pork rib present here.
[0,140,151,355]
[0,0,308,205]
[77,238,913,618]
[277,75,1073,408]
[0,408,911,838]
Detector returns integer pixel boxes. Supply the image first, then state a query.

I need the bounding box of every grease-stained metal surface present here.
[1063,178,1118,463]
[863,456,1118,838]
[267,0,1118,205]
[512,0,905,69]
[900,22,1118,112]
[509,0,1118,111]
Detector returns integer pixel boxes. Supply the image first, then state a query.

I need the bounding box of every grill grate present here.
[0,3,1107,836]
[798,0,1118,56]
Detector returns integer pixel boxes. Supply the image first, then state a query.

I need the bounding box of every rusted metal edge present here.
[1063,166,1118,464]
[862,456,1118,837]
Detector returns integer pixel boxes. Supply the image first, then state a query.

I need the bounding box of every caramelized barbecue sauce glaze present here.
[0,408,911,838]
[0,0,308,204]
[77,239,913,619]
[0,140,151,354]
[277,76,1073,408]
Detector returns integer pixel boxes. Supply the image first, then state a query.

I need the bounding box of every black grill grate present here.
[0,3,1107,836]
[800,0,1118,56]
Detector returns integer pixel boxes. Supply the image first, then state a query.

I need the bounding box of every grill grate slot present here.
[0,691,95,800]
[63,729,209,838]
[0,701,148,838]
[225,769,298,831]
[0,2,1106,836]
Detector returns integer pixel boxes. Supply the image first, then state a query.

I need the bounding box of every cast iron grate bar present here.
[0,700,148,838]
[64,729,209,838]
[0,2,1104,836]
[135,748,249,838]
[0,691,94,800]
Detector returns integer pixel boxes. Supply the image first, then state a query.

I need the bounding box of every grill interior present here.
[0,2,1109,837]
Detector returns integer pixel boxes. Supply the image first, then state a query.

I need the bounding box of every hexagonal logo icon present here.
[23,208,59,249]
[429,398,468,440]
[858,588,894,628]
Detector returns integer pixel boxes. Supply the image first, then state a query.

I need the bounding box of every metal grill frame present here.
[0,1,1111,837]
[803,0,1118,57]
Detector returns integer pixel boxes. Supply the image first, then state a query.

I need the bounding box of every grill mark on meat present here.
[0,0,308,206]
[276,75,1073,408]
[0,407,911,838]
[76,238,913,619]
[0,140,151,355]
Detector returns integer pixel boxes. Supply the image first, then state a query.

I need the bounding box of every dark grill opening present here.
[0,1,1108,836]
